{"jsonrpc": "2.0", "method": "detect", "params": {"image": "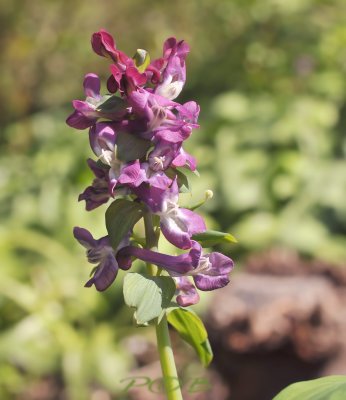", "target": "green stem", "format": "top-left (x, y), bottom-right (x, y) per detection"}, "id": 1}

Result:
top-left (144, 212), bottom-right (183, 400)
